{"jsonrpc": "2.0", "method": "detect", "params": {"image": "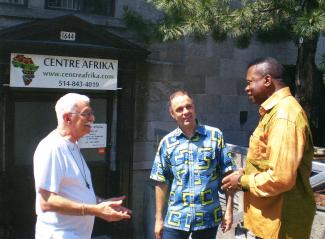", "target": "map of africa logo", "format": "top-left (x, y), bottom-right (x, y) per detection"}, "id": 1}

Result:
top-left (12, 54), bottom-right (39, 85)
